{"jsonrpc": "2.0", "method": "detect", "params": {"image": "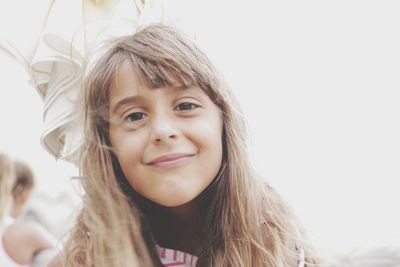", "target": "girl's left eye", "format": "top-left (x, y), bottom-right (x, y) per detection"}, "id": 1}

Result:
top-left (175, 102), bottom-right (199, 111)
